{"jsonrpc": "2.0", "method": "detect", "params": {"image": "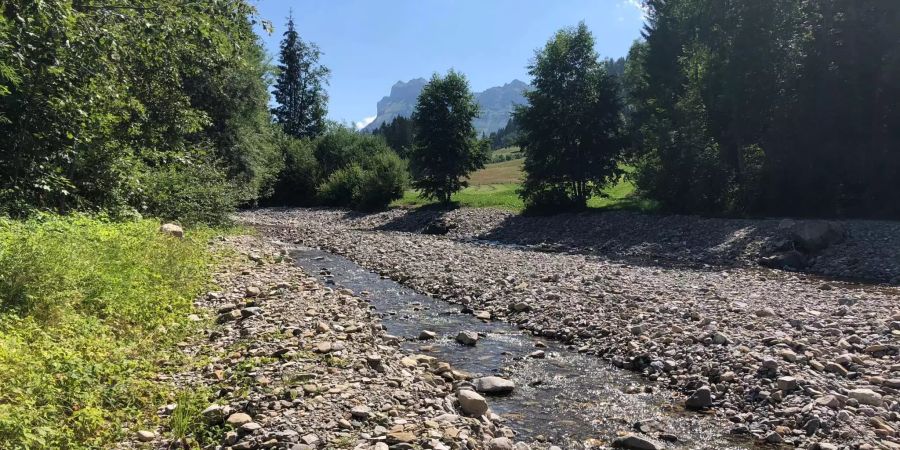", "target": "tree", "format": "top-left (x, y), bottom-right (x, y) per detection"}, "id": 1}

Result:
top-left (409, 71), bottom-right (487, 204)
top-left (272, 14), bottom-right (330, 139)
top-left (371, 115), bottom-right (415, 158)
top-left (516, 22), bottom-right (625, 210)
